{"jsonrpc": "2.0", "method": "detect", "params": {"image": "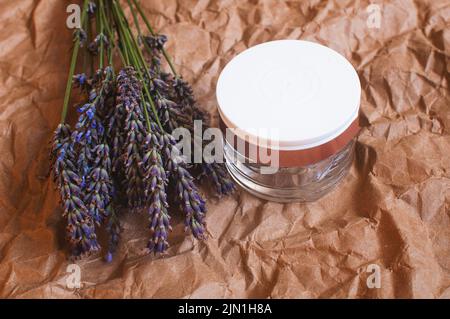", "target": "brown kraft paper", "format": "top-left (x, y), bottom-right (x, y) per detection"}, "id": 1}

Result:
top-left (0, 0), bottom-right (449, 298)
